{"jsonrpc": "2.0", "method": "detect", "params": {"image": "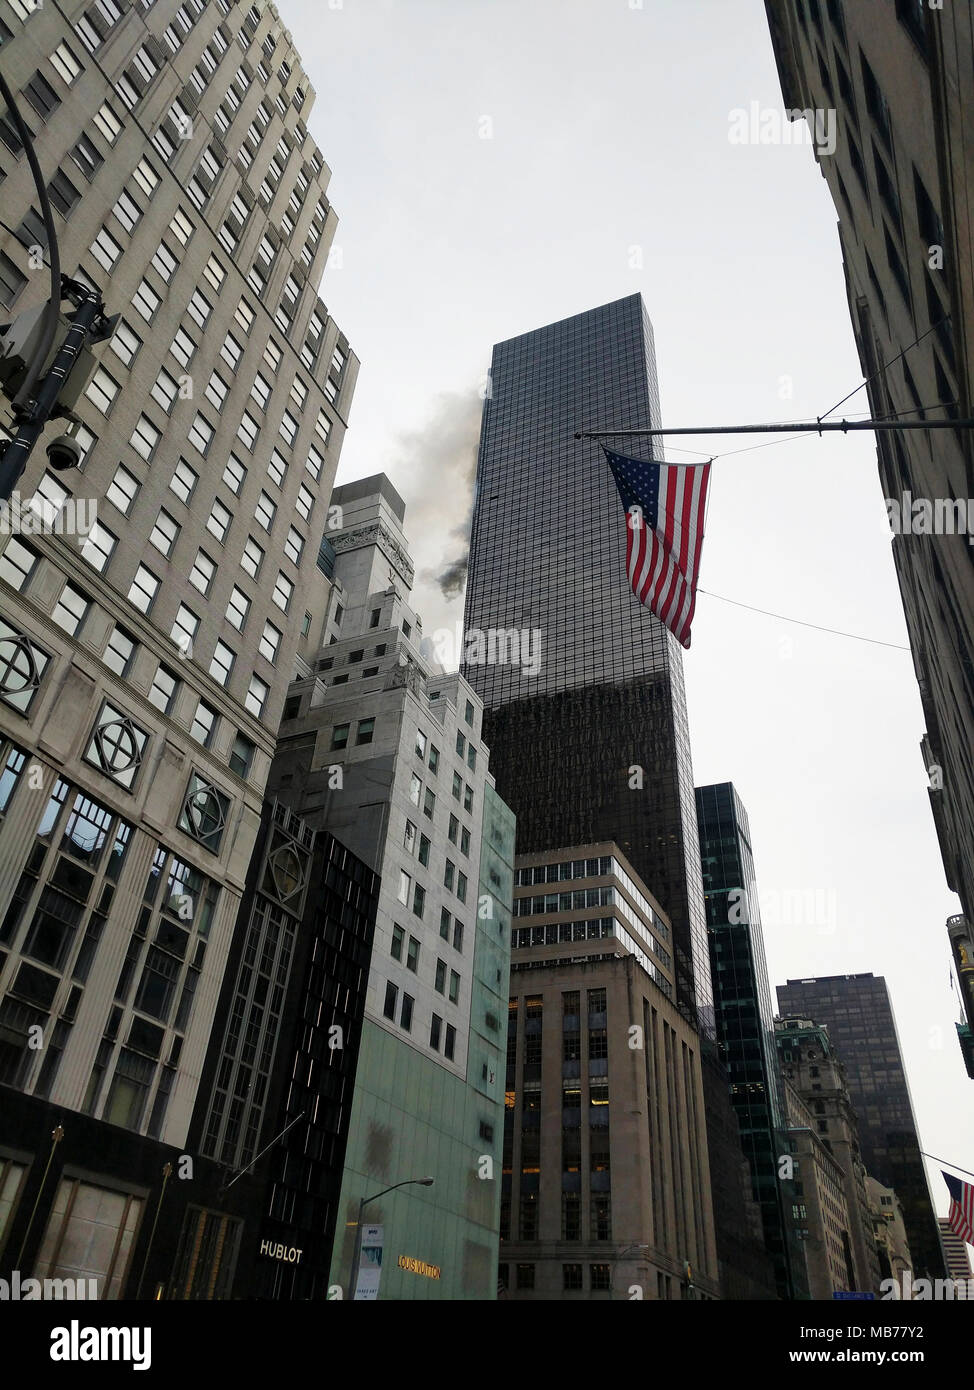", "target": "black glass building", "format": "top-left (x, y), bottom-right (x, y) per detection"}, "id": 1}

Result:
top-left (696, 783), bottom-right (806, 1299)
top-left (462, 294), bottom-right (712, 1038)
top-left (776, 974), bottom-right (944, 1280)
